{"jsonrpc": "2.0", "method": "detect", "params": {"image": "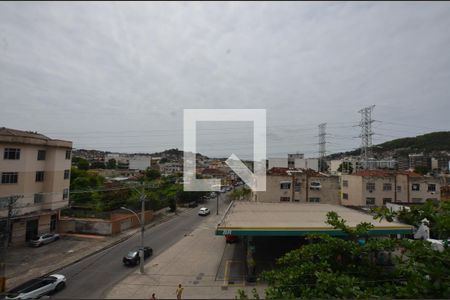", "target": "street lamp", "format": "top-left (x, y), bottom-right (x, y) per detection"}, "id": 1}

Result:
top-left (120, 206), bottom-right (145, 274)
